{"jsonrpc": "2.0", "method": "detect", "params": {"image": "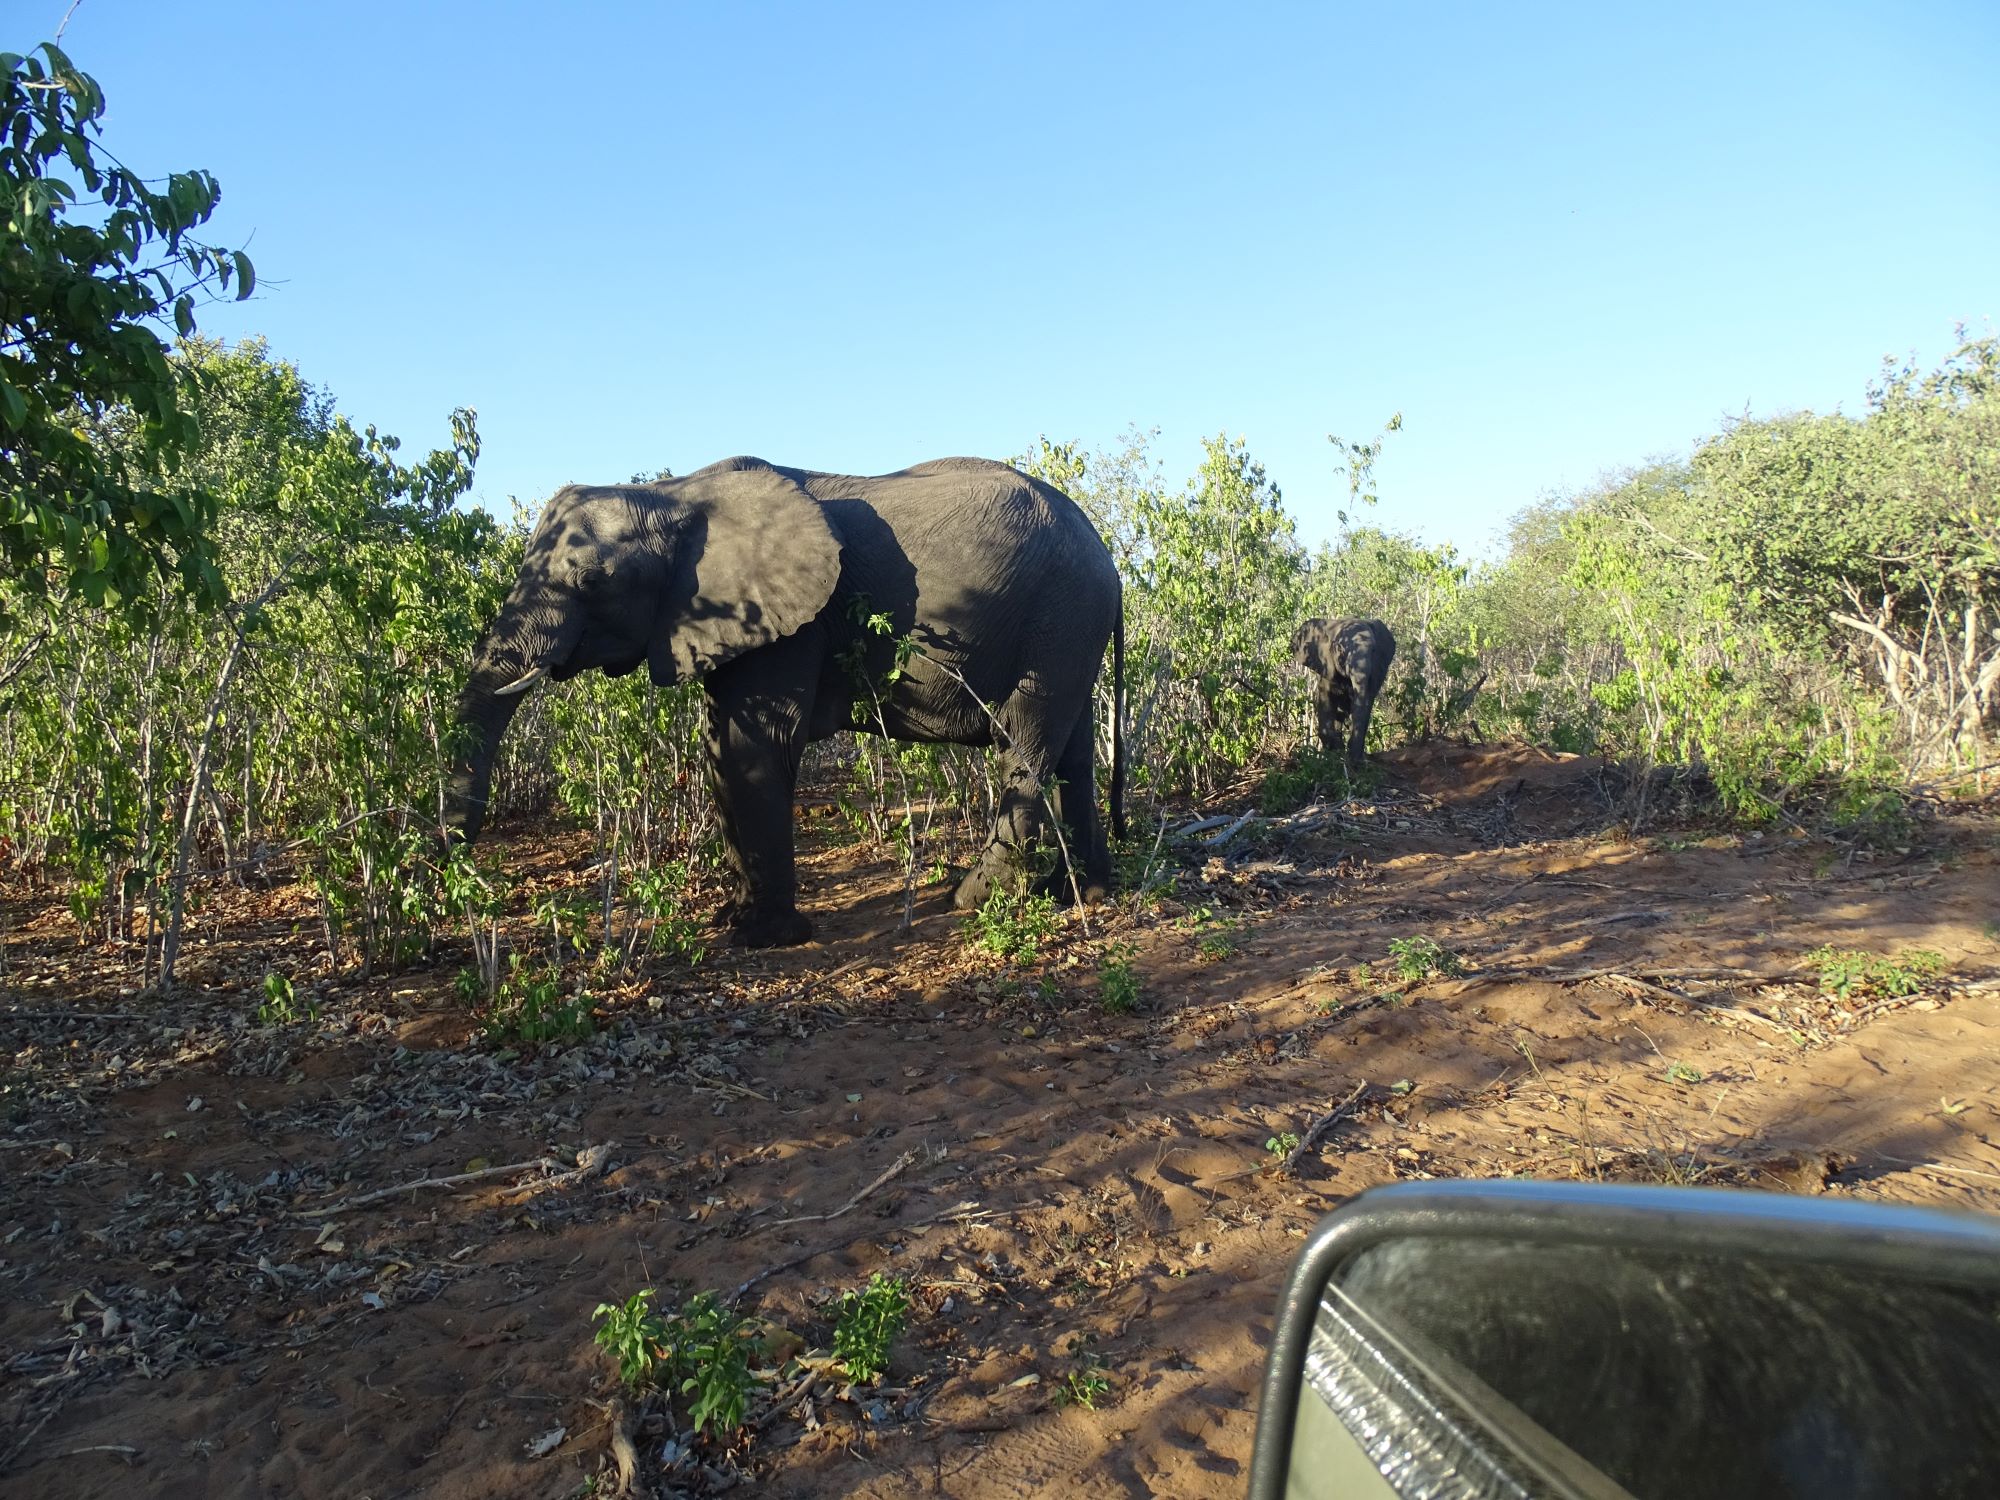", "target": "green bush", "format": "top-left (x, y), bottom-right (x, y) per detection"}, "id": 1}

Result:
top-left (1387, 936), bottom-right (1464, 982)
top-left (1805, 946), bottom-right (1945, 1000)
top-left (1098, 942), bottom-right (1142, 1012)
top-left (965, 890), bottom-right (1061, 963)
top-left (833, 1273), bottom-right (910, 1383)
top-left (480, 957), bottom-right (594, 1047)
top-left (591, 1288), bottom-right (760, 1436)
